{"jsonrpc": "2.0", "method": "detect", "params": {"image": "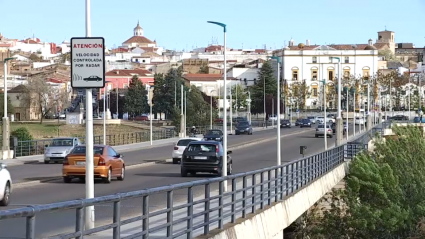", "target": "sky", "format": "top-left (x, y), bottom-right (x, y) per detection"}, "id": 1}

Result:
top-left (1, 0), bottom-right (425, 51)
